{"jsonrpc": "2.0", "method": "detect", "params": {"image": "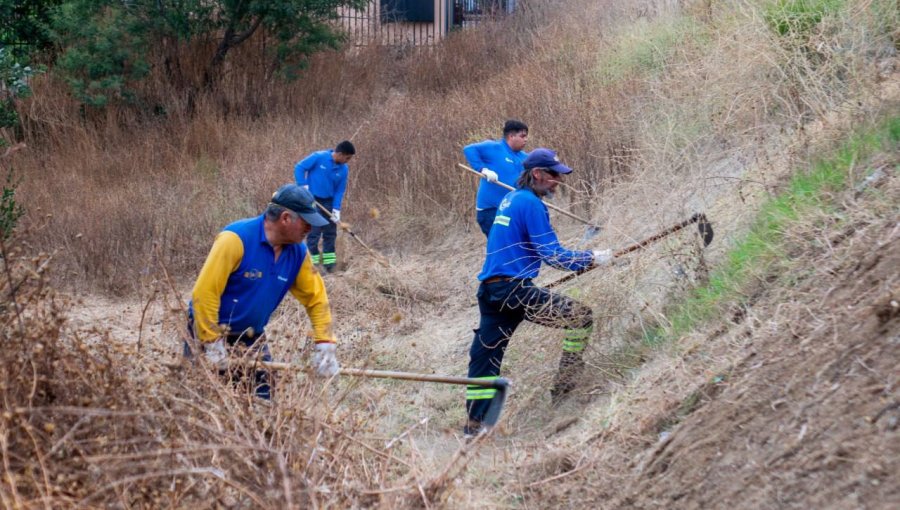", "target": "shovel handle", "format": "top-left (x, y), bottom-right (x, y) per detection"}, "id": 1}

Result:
top-left (268, 361), bottom-right (505, 386)
top-left (170, 359), bottom-right (507, 388)
top-left (340, 368), bottom-right (509, 388)
top-left (458, 164), bottom-right (600, 229)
